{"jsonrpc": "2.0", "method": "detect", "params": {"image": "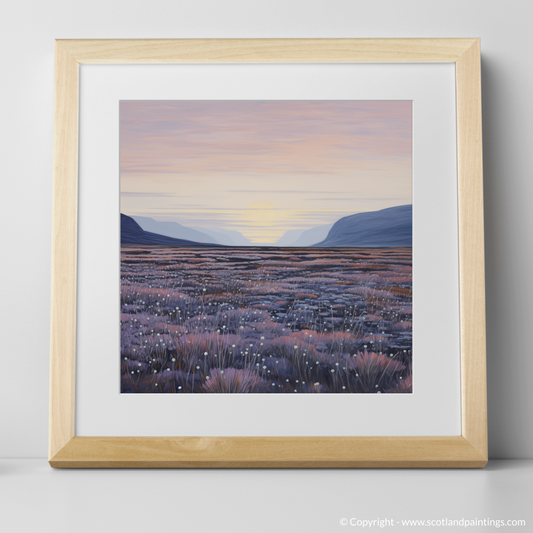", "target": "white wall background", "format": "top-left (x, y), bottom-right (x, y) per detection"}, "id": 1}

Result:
top-left (1, 0), bottom-right (532, 459)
